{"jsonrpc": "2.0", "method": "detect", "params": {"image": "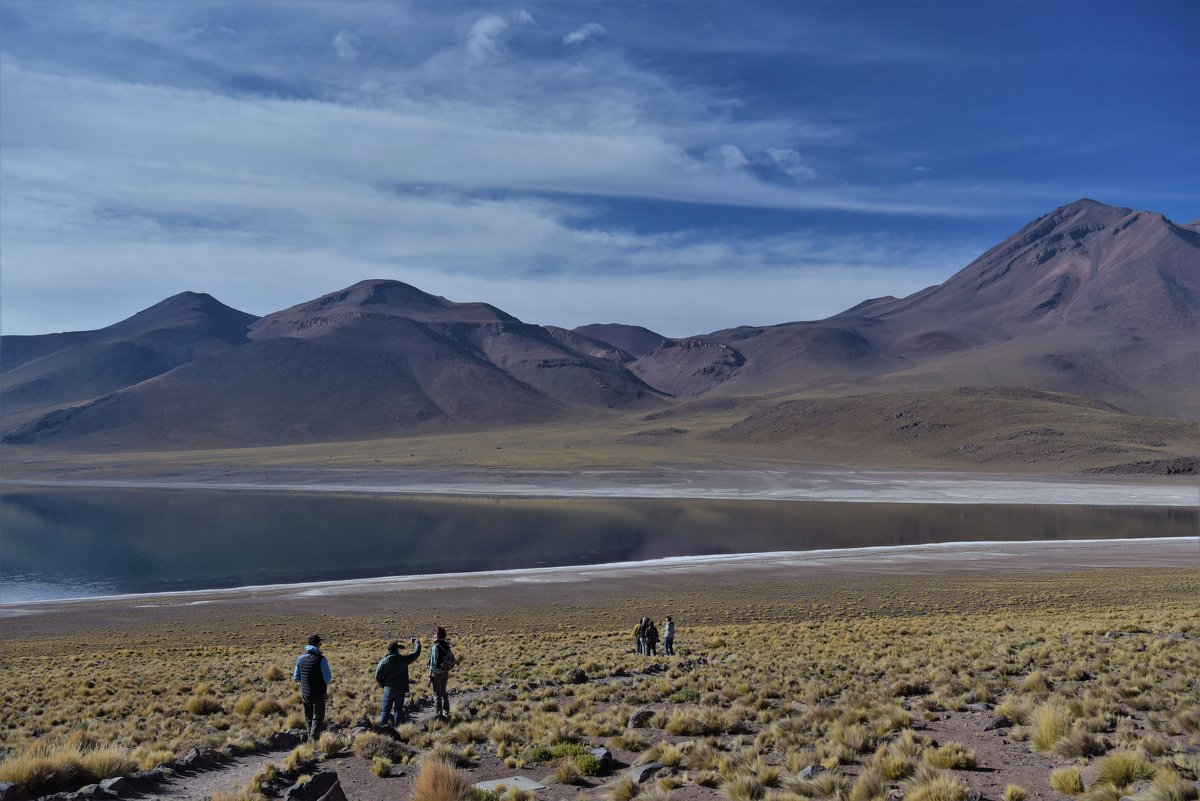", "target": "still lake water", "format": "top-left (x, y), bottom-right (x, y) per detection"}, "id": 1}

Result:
top-left (1, 485), bottom-right (1195, 602)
